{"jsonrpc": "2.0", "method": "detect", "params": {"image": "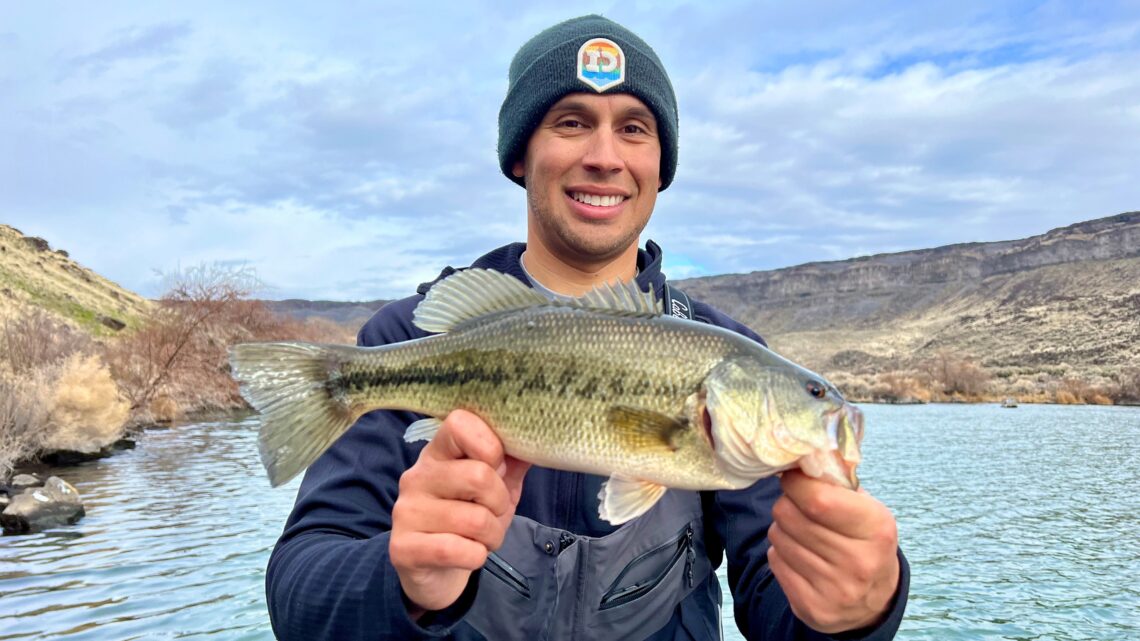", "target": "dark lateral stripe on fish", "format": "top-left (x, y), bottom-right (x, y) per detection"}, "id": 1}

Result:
top-left (328, 353), bottom-right (645, 401)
